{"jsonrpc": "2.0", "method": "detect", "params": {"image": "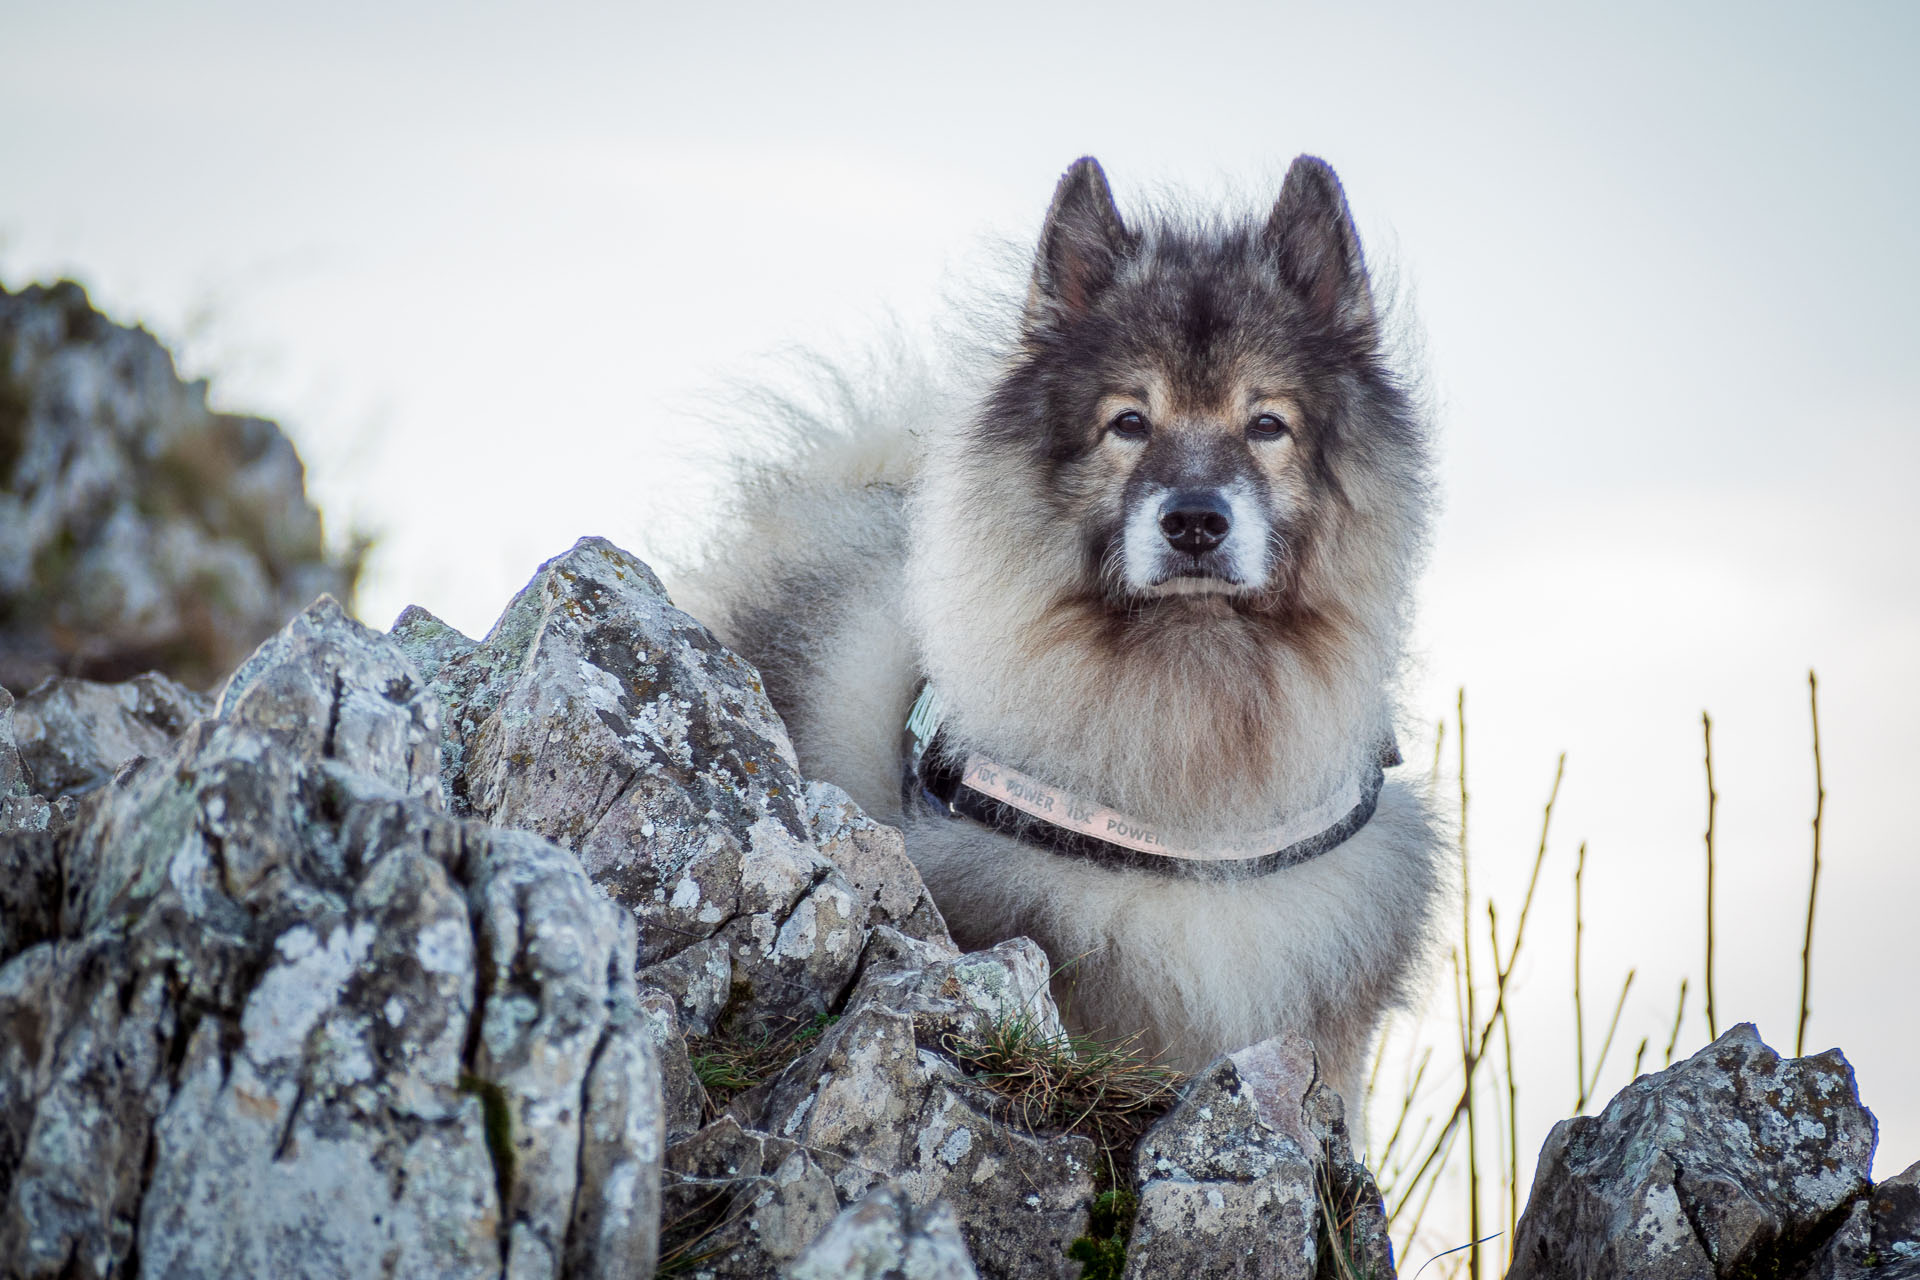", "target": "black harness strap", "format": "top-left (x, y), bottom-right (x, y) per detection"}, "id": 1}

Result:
top-left (901, 682), bottom-right (1401, 883)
